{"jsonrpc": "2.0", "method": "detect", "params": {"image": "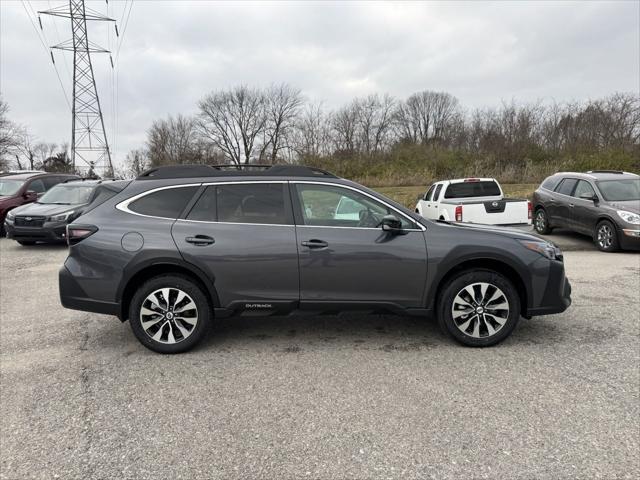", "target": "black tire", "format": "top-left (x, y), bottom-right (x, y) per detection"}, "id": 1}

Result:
top-left (17, 241), bottom-right (36, 246)
top-left (438, 269), bottom-right (520, 347)
top-left (129, 275), bottom-right (212, 354)
top-left (533, 208), bottom-right (552, 234)
top-left (594, 220), bottom-right (619, 252)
